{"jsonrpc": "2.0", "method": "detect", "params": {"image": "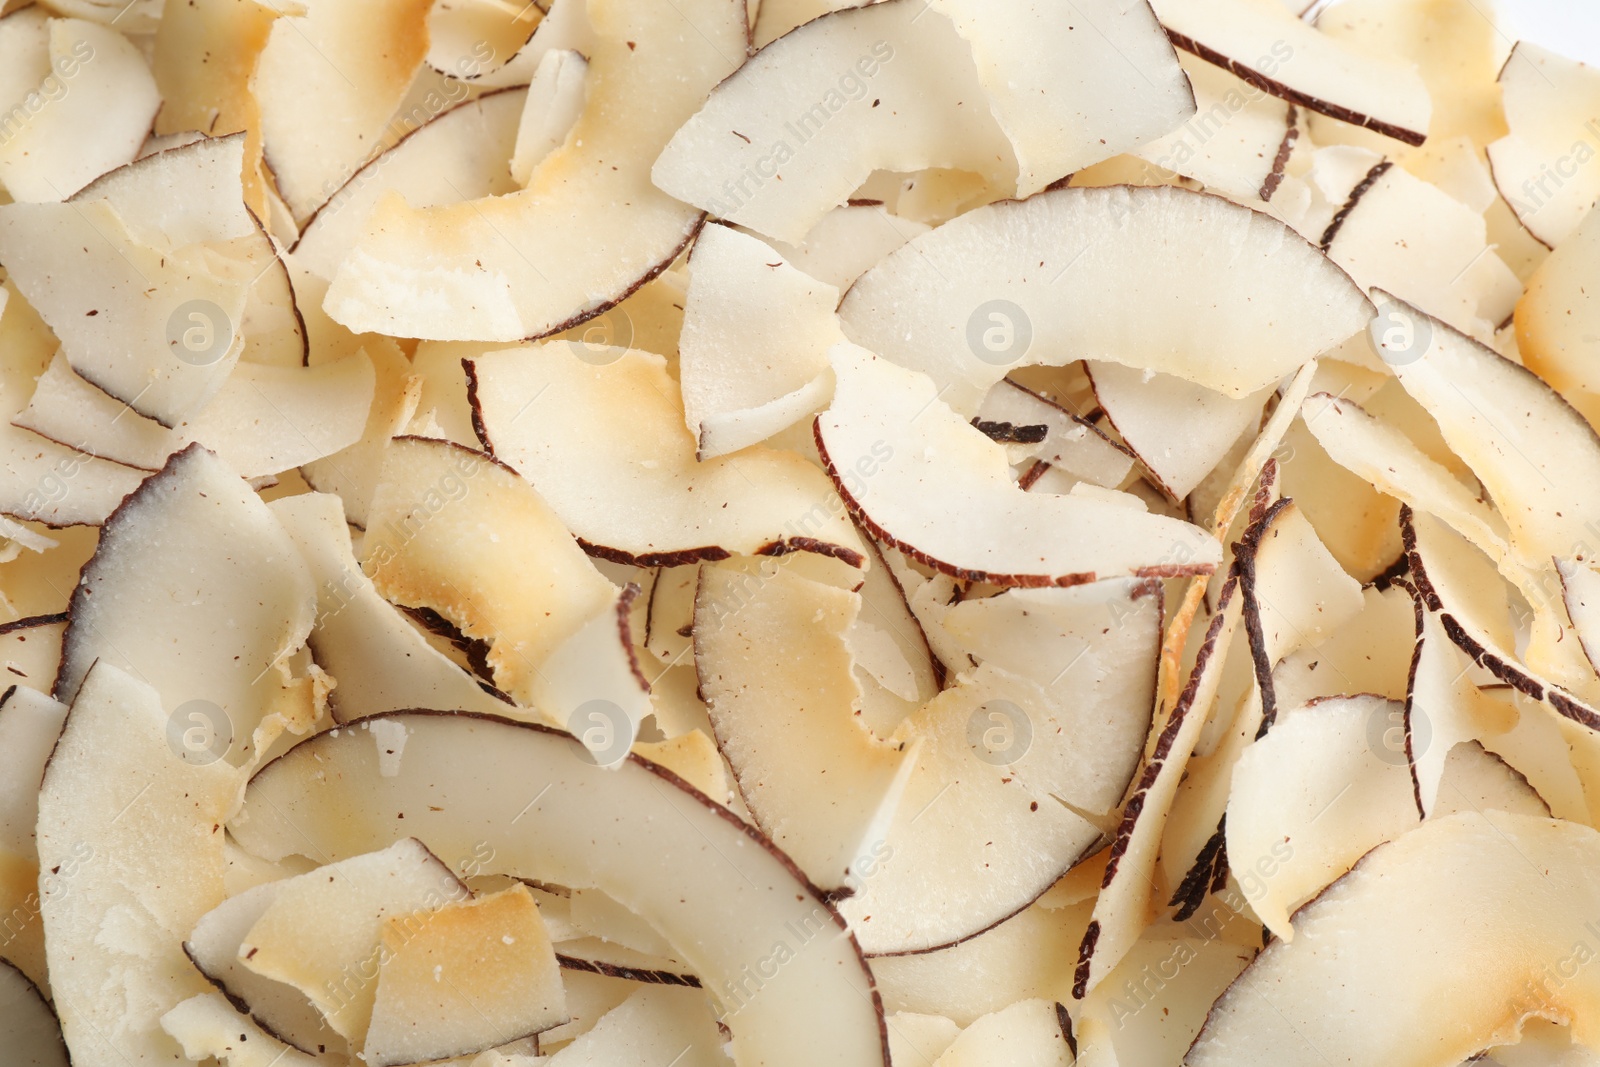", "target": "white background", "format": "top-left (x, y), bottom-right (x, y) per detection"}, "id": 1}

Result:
top-left (1500, 0), bottom-right (1600, 63)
